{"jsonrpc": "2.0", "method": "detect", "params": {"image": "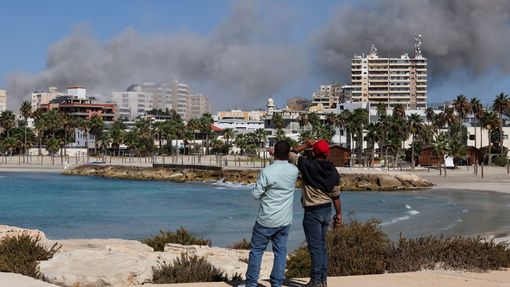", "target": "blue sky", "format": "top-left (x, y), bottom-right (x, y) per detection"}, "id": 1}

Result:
top-left (1, 0), bottom-right (510, 110)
